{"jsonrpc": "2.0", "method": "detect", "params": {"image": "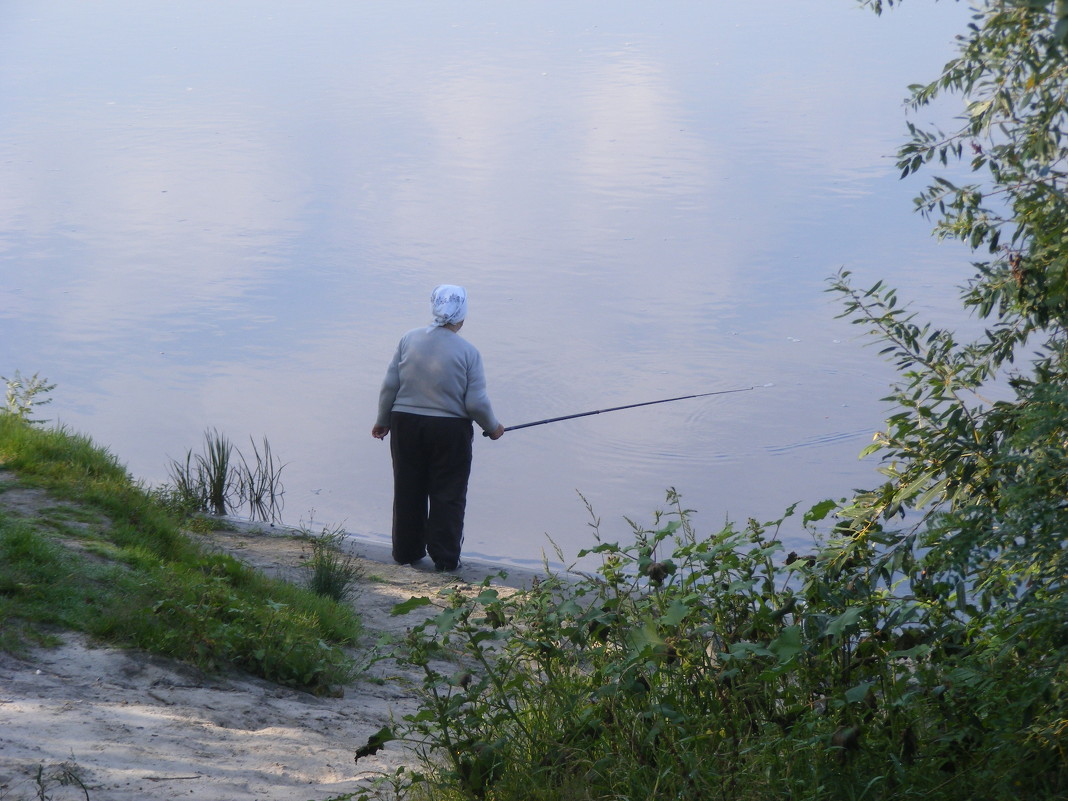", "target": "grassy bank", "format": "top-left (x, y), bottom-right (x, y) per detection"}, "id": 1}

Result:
top-left (0, 414), bottom-right (361, 695)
